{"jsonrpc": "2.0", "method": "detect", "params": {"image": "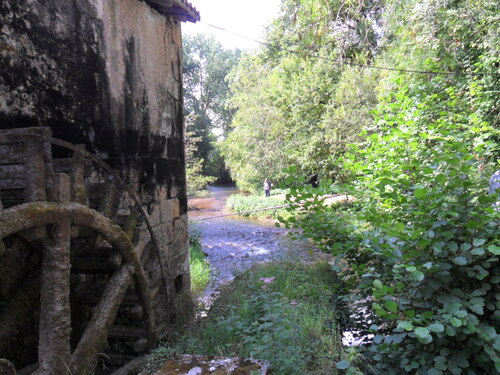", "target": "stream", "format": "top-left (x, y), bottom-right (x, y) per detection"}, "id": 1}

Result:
top-left (187, 185), bottom-right (365, 346)
top-left (188, 185), bottom-right (325, 306)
